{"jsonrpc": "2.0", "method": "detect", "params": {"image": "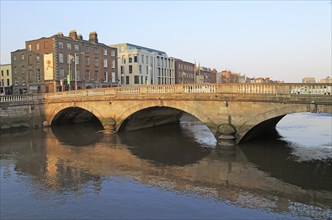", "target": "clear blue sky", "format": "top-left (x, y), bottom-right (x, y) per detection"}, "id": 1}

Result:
top-left (0, 0), bottom-right (331, 82)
